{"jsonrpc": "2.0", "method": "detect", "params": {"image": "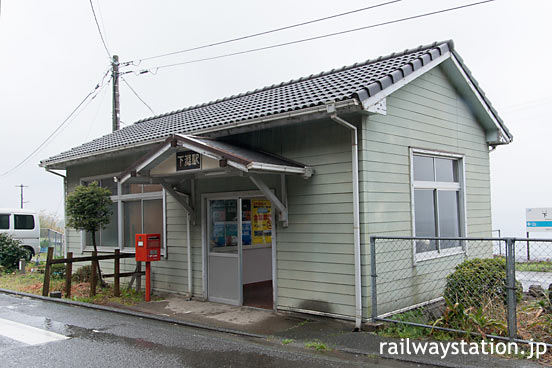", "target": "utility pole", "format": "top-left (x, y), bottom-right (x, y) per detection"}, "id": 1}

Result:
top-left (15, 184), bottom-right (29, 209)
top-left (112, 55), bottom-right (120, 132)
